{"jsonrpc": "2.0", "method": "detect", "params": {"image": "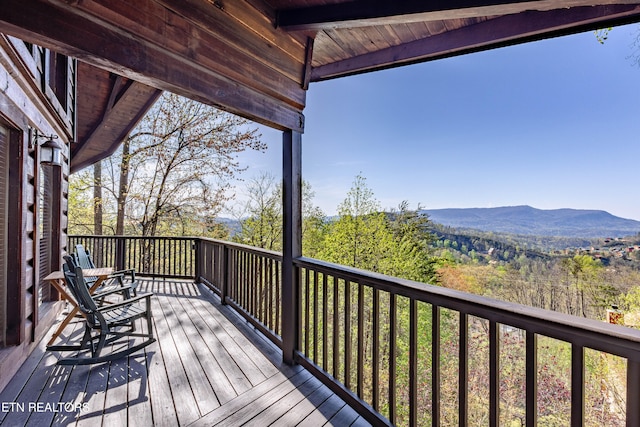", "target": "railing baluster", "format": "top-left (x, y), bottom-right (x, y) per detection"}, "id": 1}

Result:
top-left (409, 298), bottom-right (418, 427)
top-left (252, 254), bottom-right (262, 319)
top-left (432, 305), bottom-right (440, 427)
top-left (322, 272), bottom-right (328, 371)
top-left (248, 252), bottom-right (253, 315)
top-left (571, 344), bottom-right (584, 427)
top-left (304, 268), bottom-right (310, 356)
top-left (628, 359), bottom-right (640, 427)
top-left (221, 245), bottom-right (229, 303)
top-left (252, 252), bottom-right (257, 319)
top-left (248, 251), bottom-right (253, 313)
top-left (313, 270), bottom-right (319, 363)
top-left (489, 321), bottom-right (499, 427)
top-left (242, 251), bottom-right (248, 311)
top-left (275, 259), bottom-right (280, 336)
top-left (255, 253), bottom-right (260, 319)
top-left (459, 312), bottom-right (468, 427)
top-left (230, 248), bottom-right (236, 300)
top-left (389, 292), bottom-right (397, 425)
top-left (333, 275), bottom-right (339, 378)
top-left (357, 281), bottom-right (364, 399)
top-left (345, 279), bottom-right (351, 389)
top-left (373, 287), bottom-right (380, 412)
top-left (526, 330), bottom-right (537, 427)
top-left (267, 258), bottom-right (273, 330)
top-left (260, 255), bottom-right (266, 324)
